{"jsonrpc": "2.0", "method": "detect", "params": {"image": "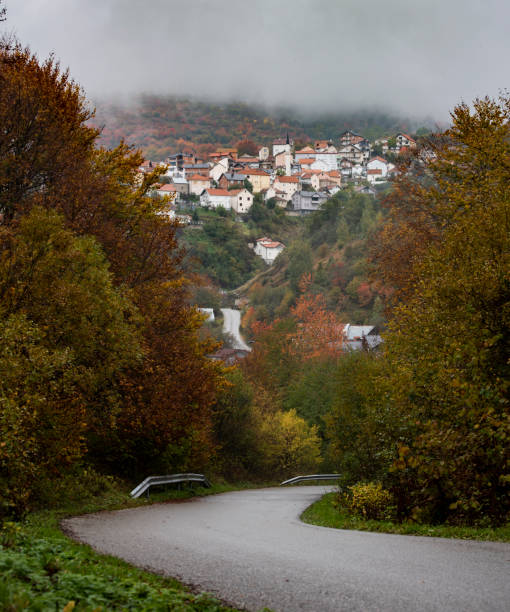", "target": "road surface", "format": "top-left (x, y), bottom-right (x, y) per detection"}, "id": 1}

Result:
top-left (221, 308), bottom-right (251, 351)
top-left (62, 487), bottom-right (510, 612)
